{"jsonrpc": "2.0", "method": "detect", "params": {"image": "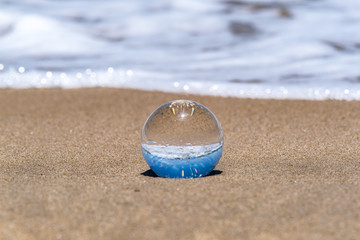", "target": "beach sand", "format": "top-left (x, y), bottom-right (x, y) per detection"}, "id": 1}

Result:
top-left (1, 88), bottom-right (359, 240)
